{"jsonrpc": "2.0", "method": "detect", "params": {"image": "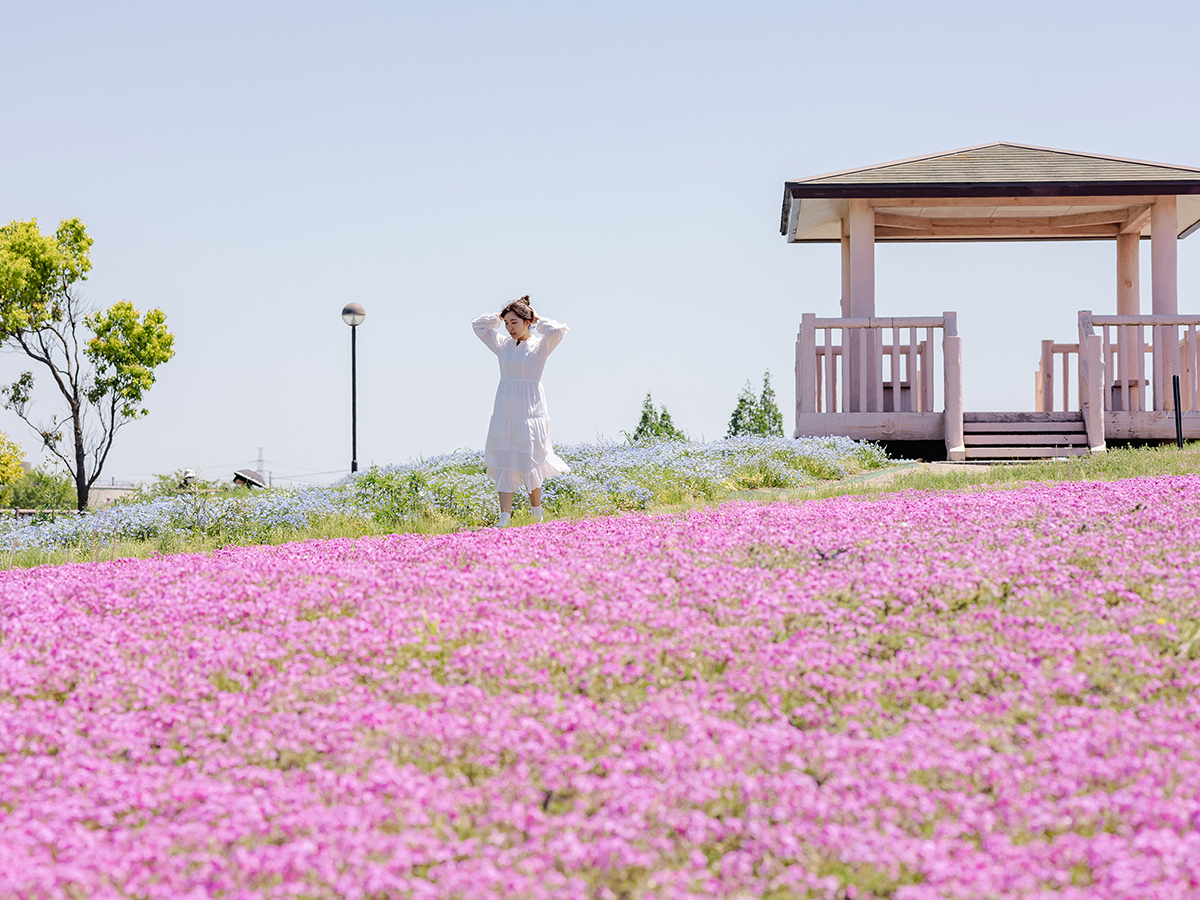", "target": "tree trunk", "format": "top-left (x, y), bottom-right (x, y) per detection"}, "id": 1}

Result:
top-left (72, 403), bottom-right (88, 511)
